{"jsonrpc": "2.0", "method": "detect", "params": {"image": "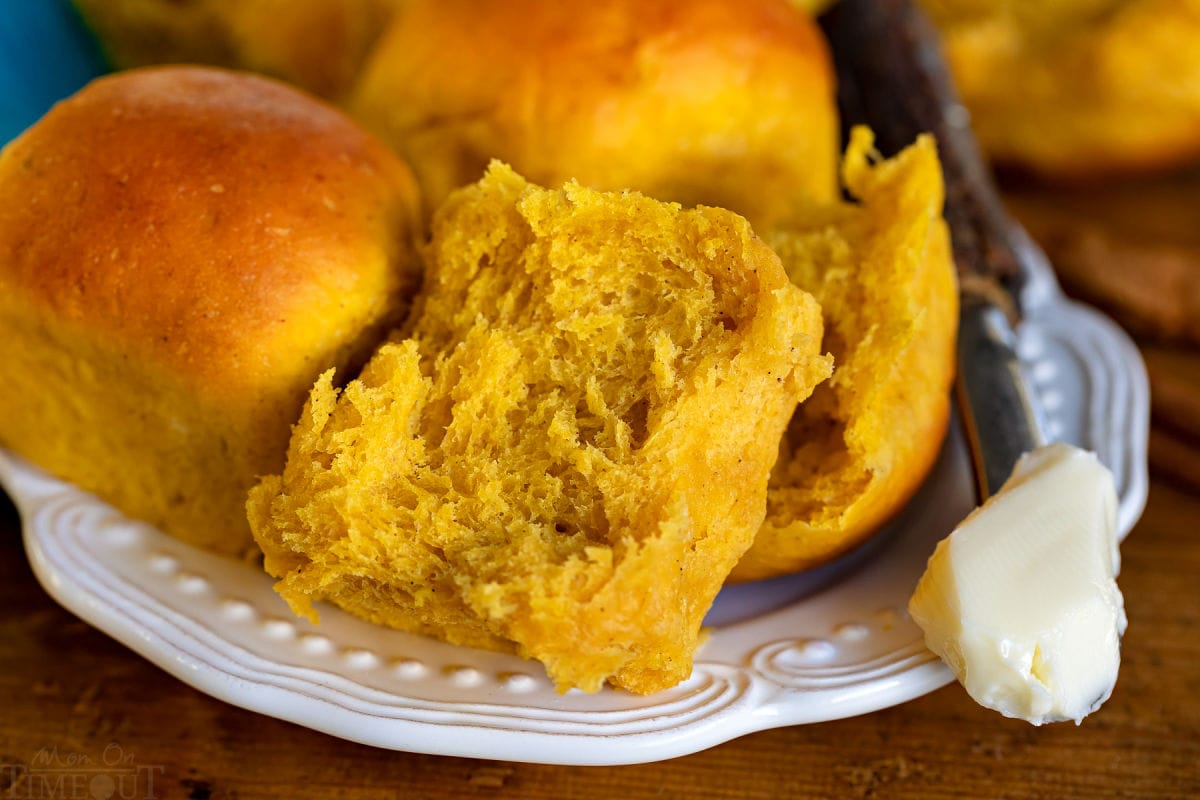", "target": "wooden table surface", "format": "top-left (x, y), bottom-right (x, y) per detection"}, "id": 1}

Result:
top-left (3, 191), bottom-right (1200, 799)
